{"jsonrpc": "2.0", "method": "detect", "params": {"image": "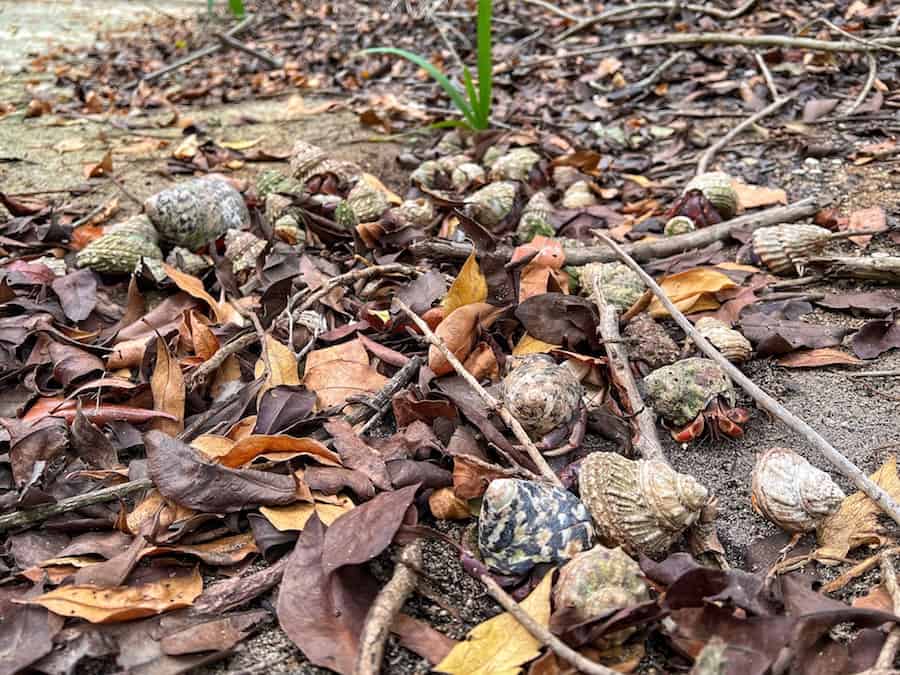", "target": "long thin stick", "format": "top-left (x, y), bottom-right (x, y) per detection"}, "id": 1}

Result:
top-left (875, 551), bottom-right (900, 669)
top-left (215, 32), bottom-right (283, 68)
top-left (521, 0), bottom-right (583, 22)
top-left (697, 94), bottom-right (797, 173)
top-left (752, 52), bottom-right (779, 100)
top-left (188, 331), bottom-right (258, 389)
top-left (344, 356), bottom-right (422, 427)
top-left (479, 574), bottom-right (618, 675)
top-left (394, 300), bottom-right (561, 486)
top-left (595, 233), bottom-right (900, 527)
top-left (297, 263), bottom-right (418, 313)
top-left (845, 53), bottom-right (878, 116)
